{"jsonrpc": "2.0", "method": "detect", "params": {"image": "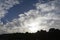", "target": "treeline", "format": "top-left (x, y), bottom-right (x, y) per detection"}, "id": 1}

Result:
top-left (0, 28), bottom-right (60, 40)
